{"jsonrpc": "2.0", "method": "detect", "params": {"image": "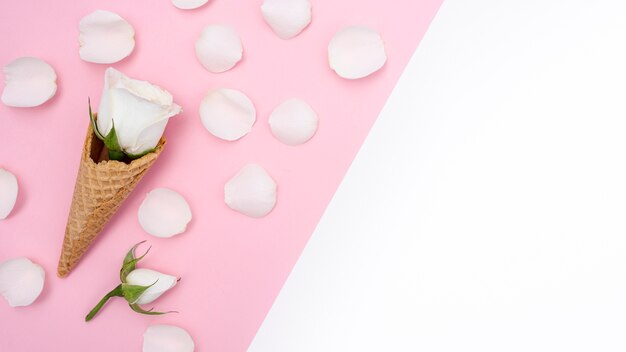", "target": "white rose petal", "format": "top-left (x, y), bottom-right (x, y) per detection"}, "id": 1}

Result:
top-left (126, 268), bottom-right (178, 305)
top-left (97, 68), bottom-right (182, 155)
top-left (1, 57), bottom-right (57, 108)
top-left (0, 168), bottom-right (18, 220)
top-left (195, 25), bottom-right (243, 73)
top-left (269, 98), bottom-right (318, 145)
top-left (0, 257), bottom-right (45, 307)
top-left (172, 0), bottom-right (209, 10)
top-left (138, 188), bottom-right (192, 238)
top-left (328, 26), bottom-right (387, 79)
top-left (225, 164), bottom-right (277, 218)
top-left (143, 325), bottom-right (195, 352)
top-left (261, 0), bottom-right (311, 40)
top-left (79, 10), bottom-right (135, 64)
top-left (199, 88), bottom-right (256, 141)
